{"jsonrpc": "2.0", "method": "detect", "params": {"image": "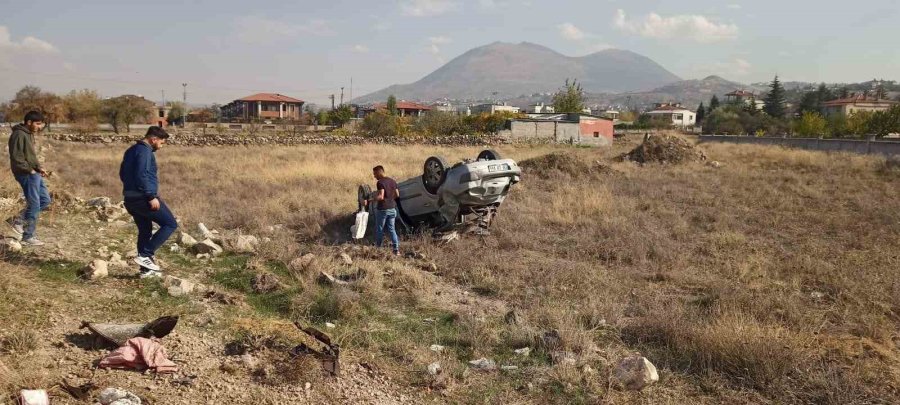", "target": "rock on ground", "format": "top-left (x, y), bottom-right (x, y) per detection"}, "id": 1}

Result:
top-left (290, 253), bottom-right (316, 273)
top-left (80, 259), bottom-right (109, 280)
top-left (164, 275), bottom-right (198, 296)
top-left (611, 355), bottom-right (659, 391)
top-left (229, 235), bottom-right (259, 253)
top-left (98, 387), bottom-right (142, 405)
top-left (87, 197), bottom-right (112, 208)
top-left (178, 232), bottom-right (198, 247)
top-left (468, 358), bottom-right (497, 371)
top-left (191, 239), bottom-right (223, 256)
top-left (251, 272), bottom-right (280, 293)
top-left (339, 252), bottom-right (353, 265)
